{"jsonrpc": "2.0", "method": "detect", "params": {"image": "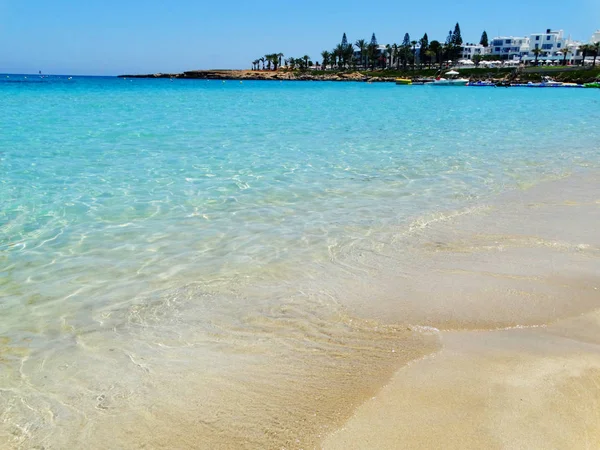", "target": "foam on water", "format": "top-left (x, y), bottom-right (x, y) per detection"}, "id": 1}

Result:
top-left (1, 76), bottom-right (600, 447)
